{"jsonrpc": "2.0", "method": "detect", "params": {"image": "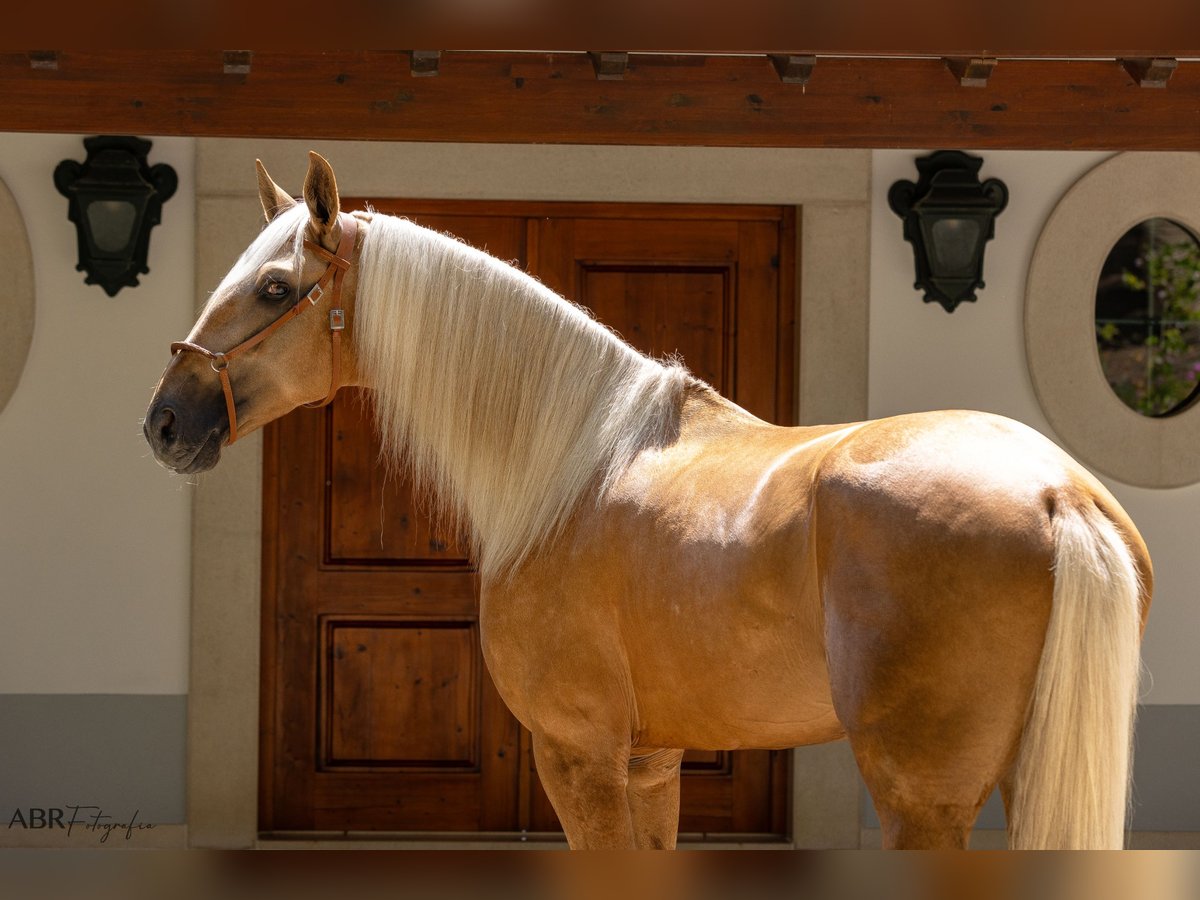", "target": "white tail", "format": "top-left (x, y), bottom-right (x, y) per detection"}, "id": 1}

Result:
top-left (1008, 503), bottom-right (1143, 849)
